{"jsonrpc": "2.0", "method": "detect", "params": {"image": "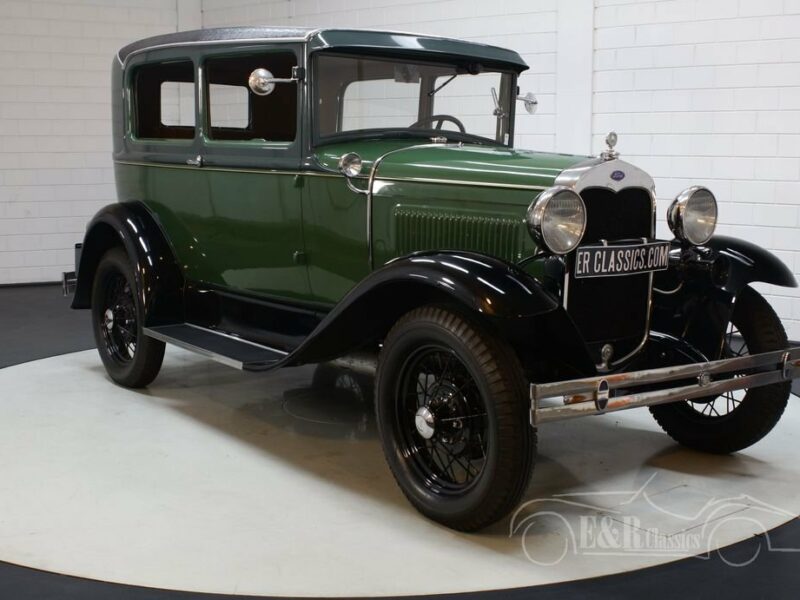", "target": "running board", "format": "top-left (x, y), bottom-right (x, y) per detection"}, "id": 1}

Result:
top-left (144, 324), bottom-right (287, 371)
